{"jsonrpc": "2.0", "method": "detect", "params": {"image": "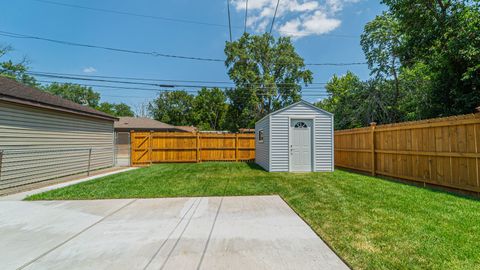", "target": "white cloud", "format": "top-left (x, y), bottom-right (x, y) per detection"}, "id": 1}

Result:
top-left (232, 0), bottom-right (358, 39)
top-left (83, 67), bottom-right (97, 73)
